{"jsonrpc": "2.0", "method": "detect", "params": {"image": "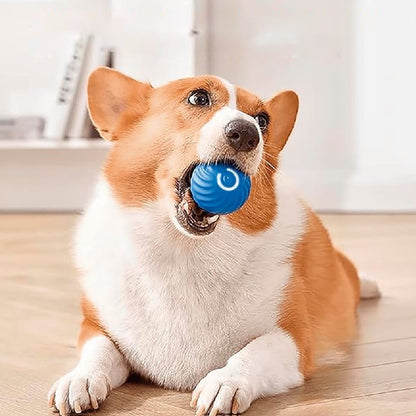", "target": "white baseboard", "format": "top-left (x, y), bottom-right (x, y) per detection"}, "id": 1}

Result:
top-left (292, 173), bottom-right (416, 213)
